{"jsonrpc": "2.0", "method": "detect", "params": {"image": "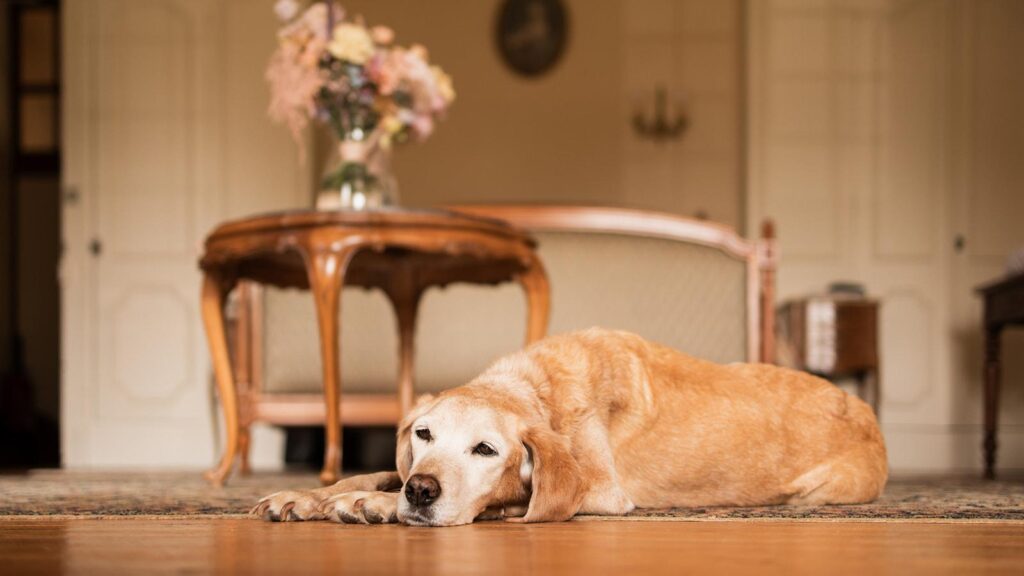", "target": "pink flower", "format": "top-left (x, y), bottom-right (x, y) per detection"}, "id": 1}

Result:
top-left (299, 37), bottom-right (327, 68)
top-left (266, 43), bottom-right (325, 155)
top-left (367, 51), bottom-right (400, 95)
top-left (411, 115), bottom-right (434, 139)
